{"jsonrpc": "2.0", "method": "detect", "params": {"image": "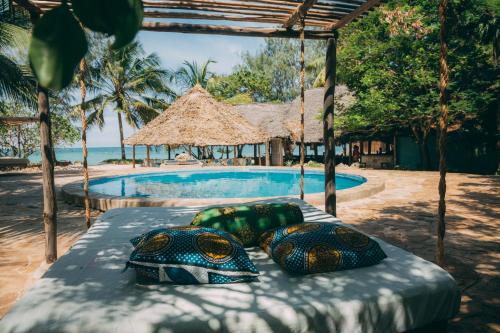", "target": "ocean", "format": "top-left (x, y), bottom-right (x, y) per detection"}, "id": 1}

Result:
top-left (28, 145), bottom-right (342, 166)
